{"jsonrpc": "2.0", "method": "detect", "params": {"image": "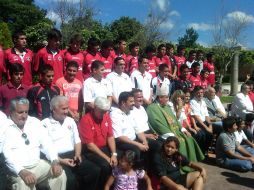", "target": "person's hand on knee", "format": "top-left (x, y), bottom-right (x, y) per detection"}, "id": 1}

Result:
top-left (19, 169), bottom-right (37, 186)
